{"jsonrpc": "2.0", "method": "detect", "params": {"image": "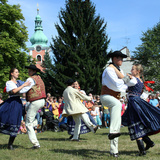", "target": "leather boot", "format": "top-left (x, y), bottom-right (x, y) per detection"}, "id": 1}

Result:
top-left (136, 139), bottom-right (146, 156)
top-left (143, 136), bottom-right (155, 151)
top-left (8, 136), bottom-right (15, 150)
